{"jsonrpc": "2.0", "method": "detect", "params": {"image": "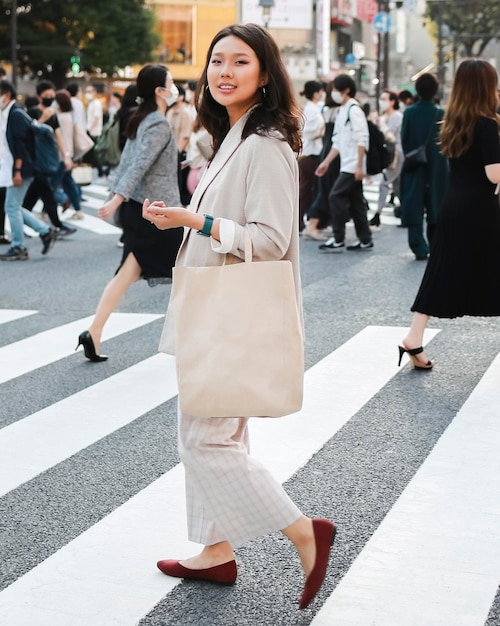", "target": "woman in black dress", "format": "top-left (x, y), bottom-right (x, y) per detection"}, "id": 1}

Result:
top-left (399, 59), bottom-right (500, 369)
